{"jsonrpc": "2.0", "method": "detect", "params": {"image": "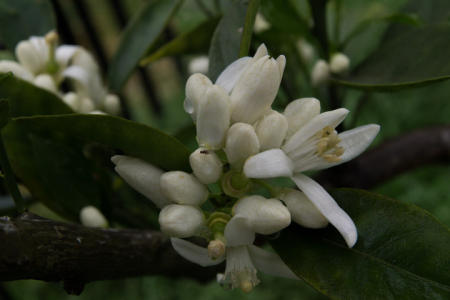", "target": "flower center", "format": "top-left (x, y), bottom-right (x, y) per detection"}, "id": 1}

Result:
top-left (221, 170), bottom-right (251, 198)
top-left (315, 126), bottom-right (344, 163)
